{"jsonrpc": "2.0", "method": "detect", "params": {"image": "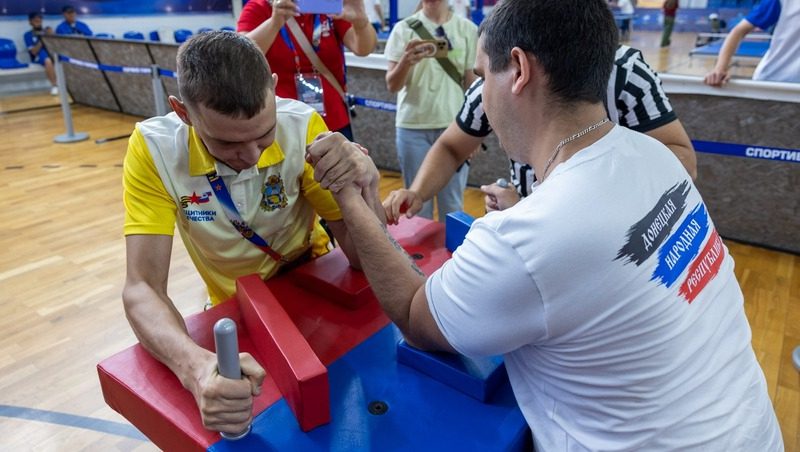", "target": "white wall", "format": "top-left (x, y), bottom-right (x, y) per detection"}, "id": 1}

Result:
top-left (397, 0), bottom-right (419, 20)
top-left (1, 12), bottom-right (236, 64)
